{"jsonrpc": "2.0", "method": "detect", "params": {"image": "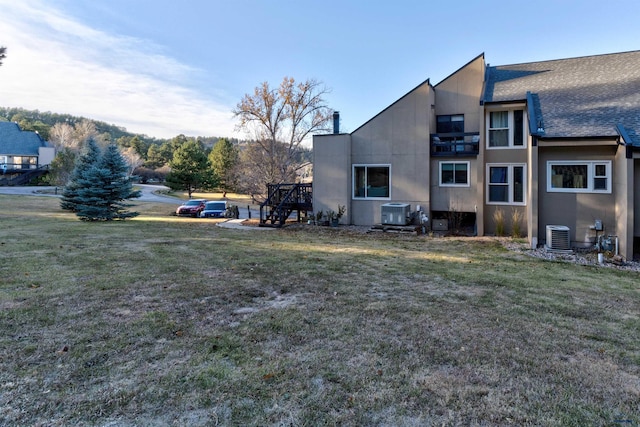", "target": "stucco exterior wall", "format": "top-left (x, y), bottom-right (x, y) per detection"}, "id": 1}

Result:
top-left (429, 158), bottom-right (479, 212)
top-left (430, 55), bottom-right (485, 217)
top-left (537, 145), bottom-right (617, 248)
top-left (312, 133), bottom-right (351, 224)
top-left (614, 146), bottom-right (634, 259)
top-left (482, 146), bottom-right (529, 236)
top-left (434, 56), bottom-right (484, 132)
top-left (348, 81), bottom-right (433, 225)
top-left (528, 138), bottom-right (539, 248)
